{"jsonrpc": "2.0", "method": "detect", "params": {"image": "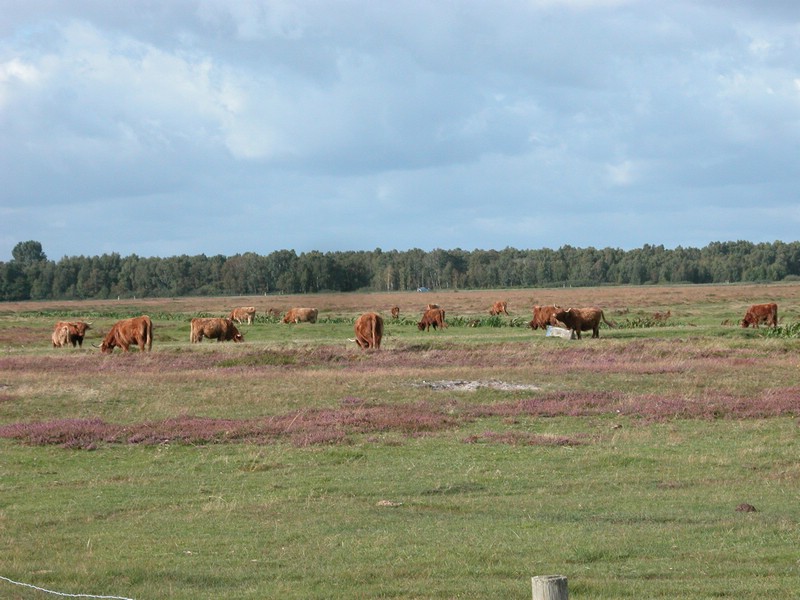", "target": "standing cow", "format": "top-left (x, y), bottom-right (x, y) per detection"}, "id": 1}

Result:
top-left (352, 312), bottom-right (384, 350)
top-left (52, 321), bottom-right (92, 347)
top-left (283, 308), bottom-right (319, 323)
top-left (51, 324), bottom-right (71, 348)
top-left (551, 307), bottom-right (615, 339)
top-left (741, 303), bottom-right (778, 328)
top-left (98, 315), bottom-right (153, 353)
top-left (229, 306), bottom-right (256, 325)
top-left (191, 318), bottom-right (244, 343)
